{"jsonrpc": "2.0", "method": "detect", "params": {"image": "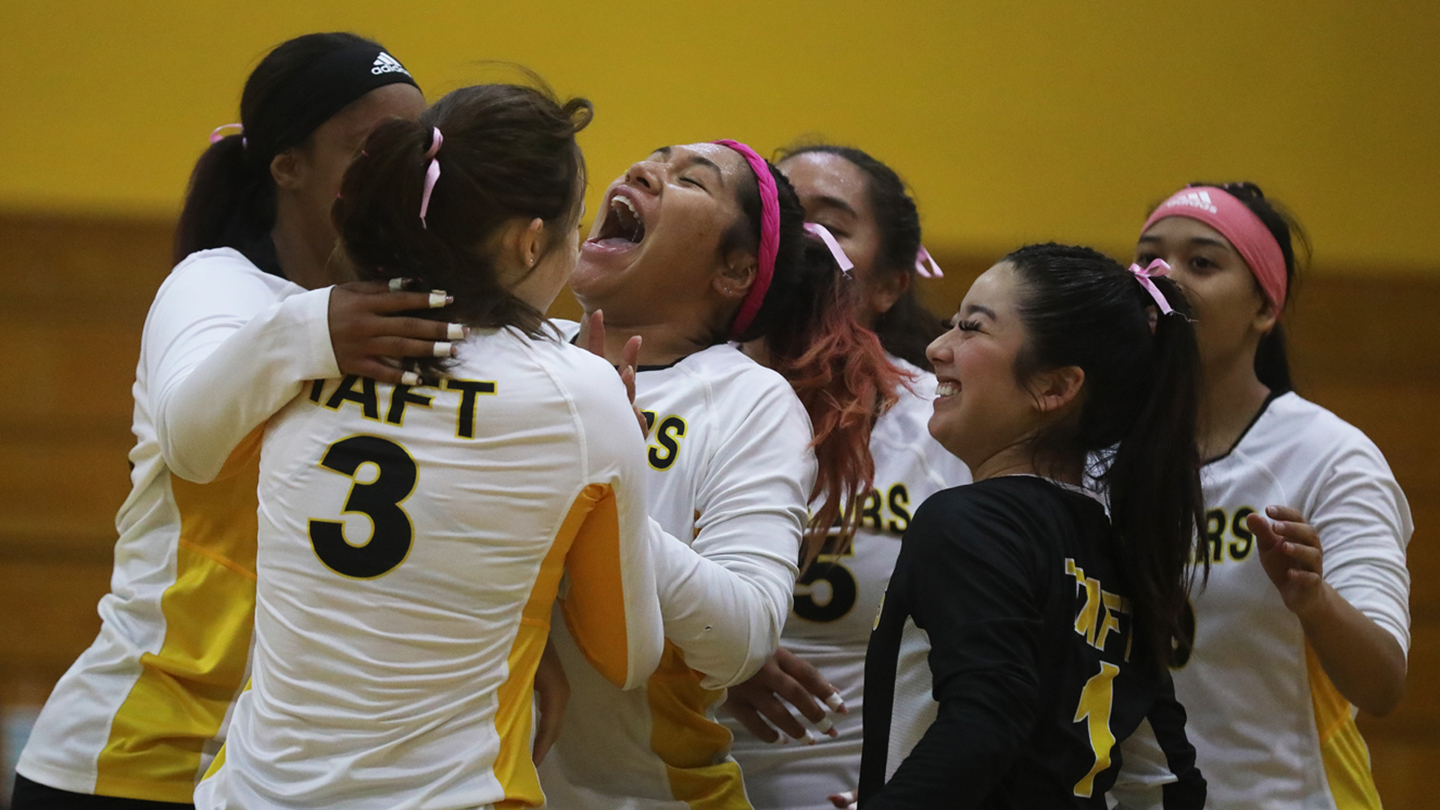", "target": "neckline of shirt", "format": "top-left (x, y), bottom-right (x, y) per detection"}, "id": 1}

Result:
top-left (1202, 388), bottom-right (1288, 467)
